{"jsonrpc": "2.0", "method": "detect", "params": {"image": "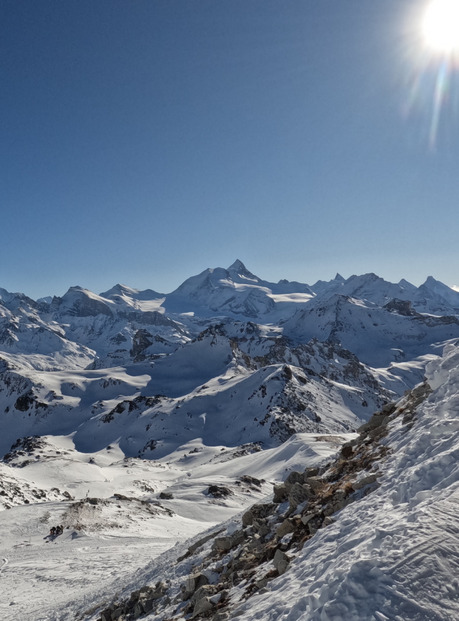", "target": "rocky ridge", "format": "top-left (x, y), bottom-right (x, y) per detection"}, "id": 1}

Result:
top-left (94, 380), bottom-right (433, 621)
